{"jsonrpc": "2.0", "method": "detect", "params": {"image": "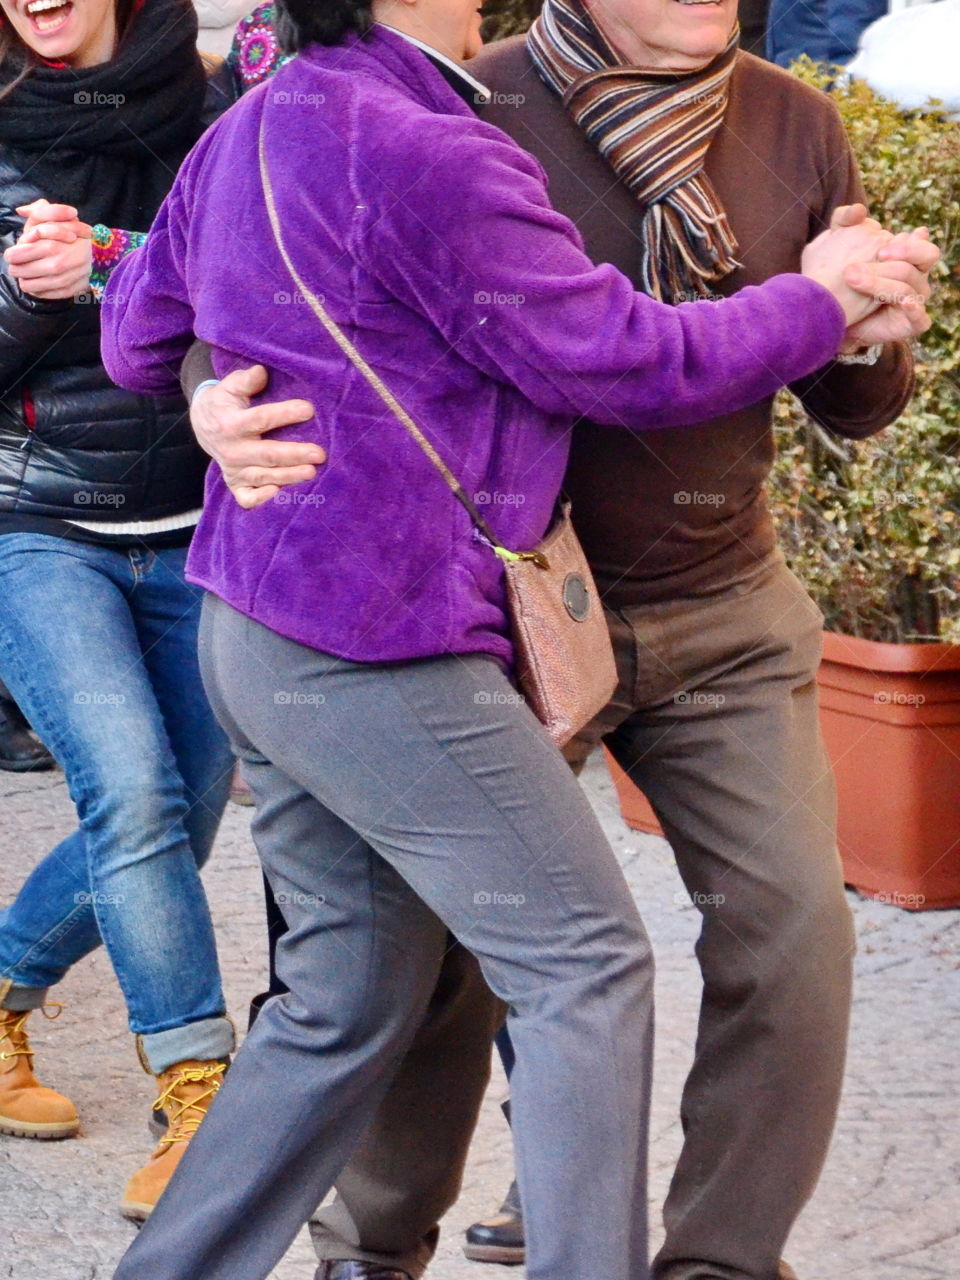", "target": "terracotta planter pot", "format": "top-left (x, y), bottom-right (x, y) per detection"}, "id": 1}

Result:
top-left (817, 630), bottom-right (960, 910)
top-left (606, 631), bottom-right (960, 910)
top-left (605, 751), bottom-right (664, 837)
